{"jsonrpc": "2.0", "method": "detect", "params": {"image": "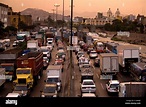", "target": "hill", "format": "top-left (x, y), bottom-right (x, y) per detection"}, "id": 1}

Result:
top-left (20, 8), bottom-right (63, 21)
